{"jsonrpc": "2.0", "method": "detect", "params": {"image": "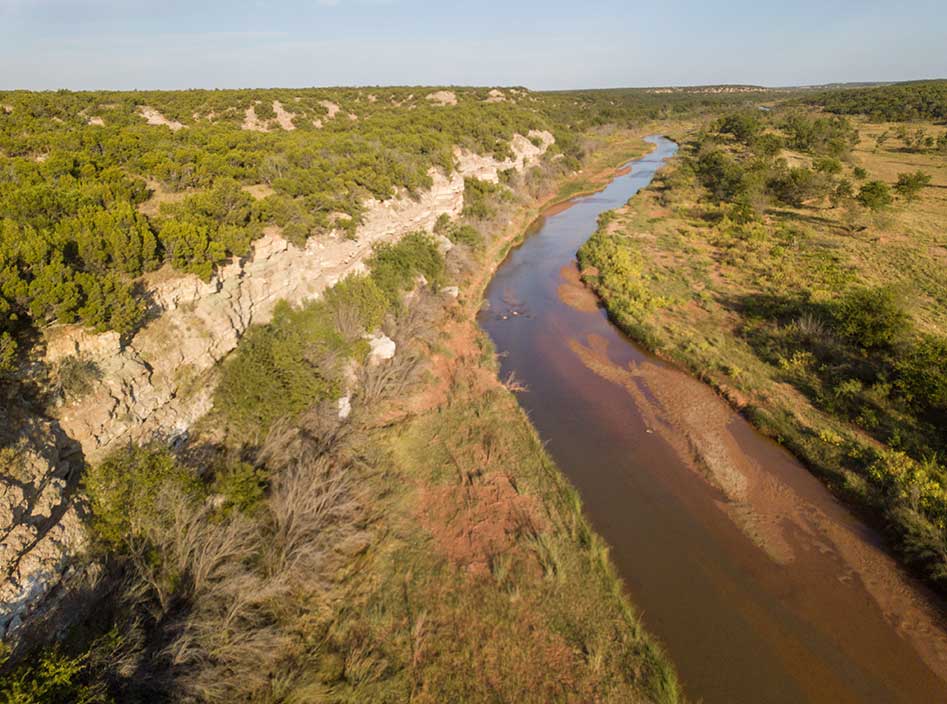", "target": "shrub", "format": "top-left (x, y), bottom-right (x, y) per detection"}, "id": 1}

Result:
top-left (56, 355), bottom-right (102, 399)
top-left (322, 274), bottom-right (389, 337)
top-left (714, 112), bottom-right (761, 144)
top-left (368, 231), bottom-right (445, 303)
top-left (462, 178), bottom-right (511, 220)
top-left (433, 213), bottom-right (451, 235)
top-left (767, 167), bottom-right (829, 207)
top-left (74, 273), bottom-right (145, 335)
top-left (867, 450), bottom-right (947, 526)
top-left (694, 149), bottom-right (746, 201)
top-left (833, 286), bottom-right (909, 349)
top-left (856, 180), bottom-right (893, 210)
top-left (212, 461), bottom-right (268, 515)
top-left (0, 332), bottom-right (16, 374)
top-left (214, 300), bottom-right (349, 439)
top-left (83, 445), bottom-right (203, 549)
top-left (830, 178), bottom-right (854, 206)
top-left (813, 157), bottom-right (843, 174)
top-left (0, 647), bottom-right (108, 704)
top-left (158, 220), bottom-right (222, 280)
top-left (895, 334), bottom-right (947, 411)
top-left (781, 113), bottom-right (857, 157)
top-left (446, 223), bottom-right (484, 250)
top-left (894, 171), bottom-right (932, 201)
